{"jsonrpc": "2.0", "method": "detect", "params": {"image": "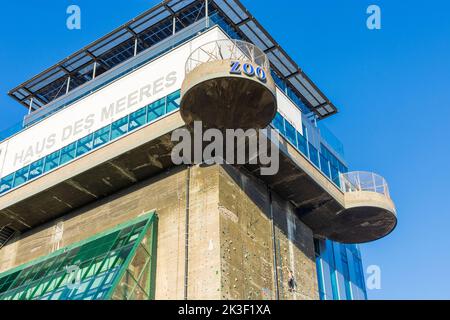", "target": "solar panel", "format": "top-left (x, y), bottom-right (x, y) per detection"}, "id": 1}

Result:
top-left (7, 0), bottom-right (338, 120)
